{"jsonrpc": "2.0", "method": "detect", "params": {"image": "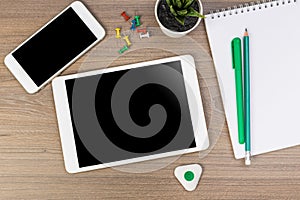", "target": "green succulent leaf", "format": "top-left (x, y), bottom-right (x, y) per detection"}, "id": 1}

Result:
top-left (186, 7), bottom-right (206, 18)
top-left (177, 9), bottom-right (188, 16)
top-left (169, 5), bottom-right (178, 16)
top-left (183, 0), bottom-right (195, 9)
top-left (175, 16), bottom-right (185, 25)
top-left (166, 0), bottom-right (172, 7)
top-left (175, 0), bottom-right (183, 8)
